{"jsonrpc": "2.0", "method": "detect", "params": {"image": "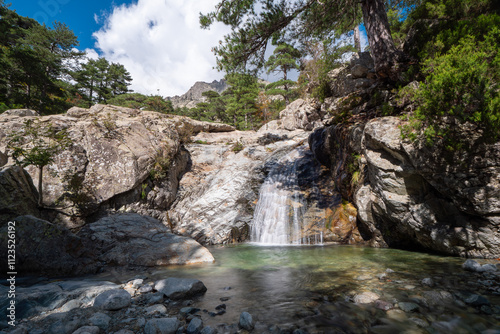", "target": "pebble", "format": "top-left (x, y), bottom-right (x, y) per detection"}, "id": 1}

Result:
top-left (421, 278), bottom-right (434, 287)
top-left (200, 326), bottom-right (217, 334)
top-left (72, 326), bottom-right (100, 334)
top-left (353, 291), bottom-right (380, 304)
top-left (144, 318), bottom-right (180, 334)
top-left (145, 304), bottom-right (168, 315)
top-left (139, 285), bottom-right (154, 294)
top-left (239, 311), bottom-right (255, 331)
top-left (375, 300), bottom-right (393, 311)
top-left (398, 302), bottom-right (420, 313)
